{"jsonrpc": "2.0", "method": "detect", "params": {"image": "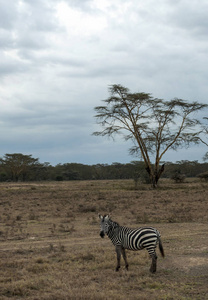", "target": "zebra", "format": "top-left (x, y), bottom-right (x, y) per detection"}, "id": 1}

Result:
top-left (99, 214), bottom-right (164, 273)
